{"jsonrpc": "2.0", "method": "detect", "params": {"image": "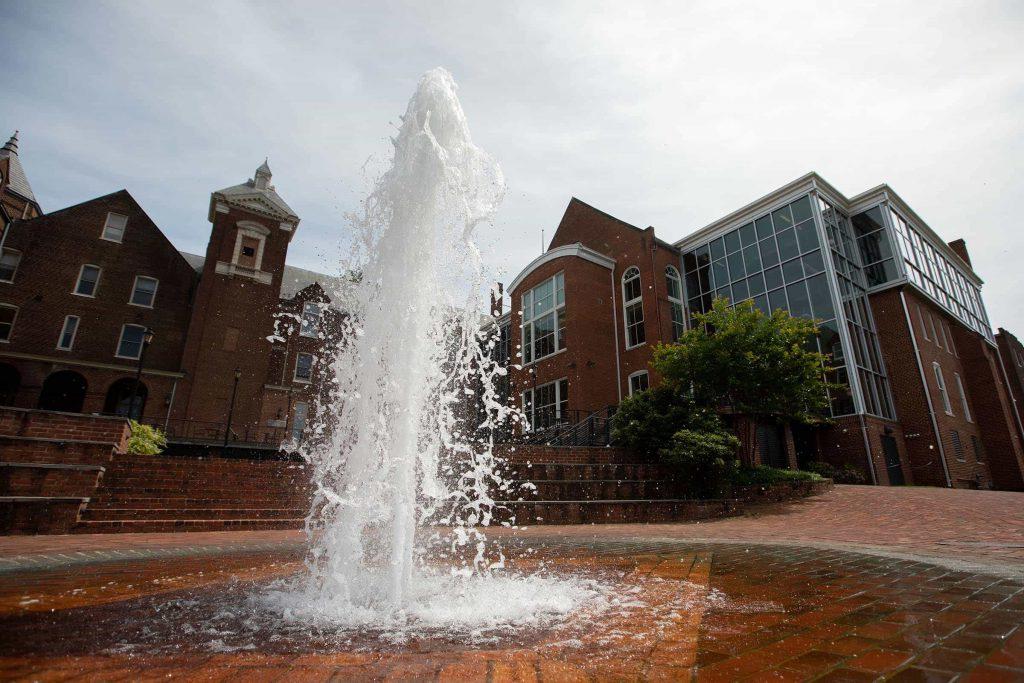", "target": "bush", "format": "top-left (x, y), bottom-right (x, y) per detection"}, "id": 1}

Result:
top-left (805, 461), bottom-right (867, 485)
top-left (659, 426), bottom-right (741, 498)
top-left (729, 465), bottom-right (824, 488)
top-left (612, 385), bottom-right (721, 458)
top-left (126, 420), bottom-right (167, 455)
